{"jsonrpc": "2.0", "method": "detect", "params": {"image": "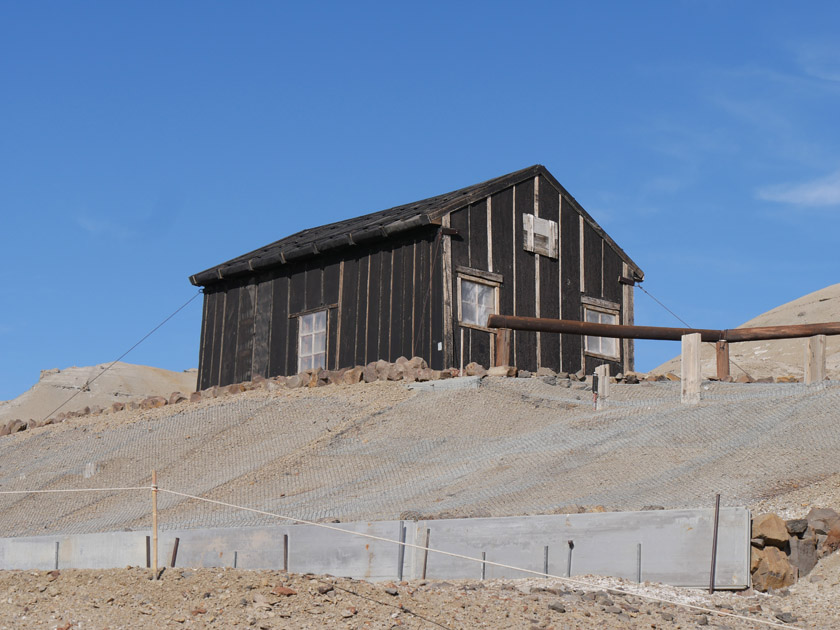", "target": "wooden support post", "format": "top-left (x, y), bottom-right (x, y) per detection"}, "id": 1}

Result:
top-left (151, 470), bottom-right (159, 578)
top-left (494, 328), bottom-right (511, 367)
top-left (715, 340), bottom-right (730, 381)
top-left (681, 333), bottom-right (701, 405)
top-left (805, 334), bottom-right (826, 385)
top-left (595, 364), bottom-right (609, 410)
